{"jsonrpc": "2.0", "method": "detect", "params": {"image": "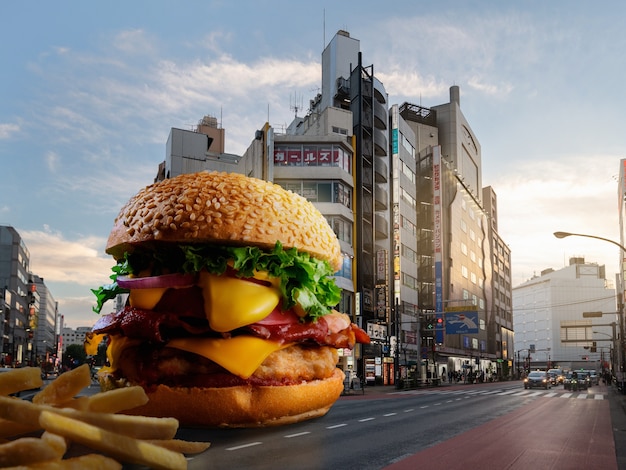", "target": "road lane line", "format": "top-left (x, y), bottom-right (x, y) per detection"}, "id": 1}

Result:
top-left (358, 417), bottom-right (375, 422)
top-left (326, 423), bottom-right (348, 429)
top-left (544, 392), bottom-right (558, 397)
top-left (404, 408), bottom-right (414, 412)
top-left (384, 413), bottom-right (397, 416)
top-left (561, 393), bottom-right (573, 398)
top-left (594, 394), bottom-right (604, 400)
top-left (576, 394), bottom-right (588, 399)
top-left (284, 432), bottom-right (311, 438)
top-left (226, 442), bottom-right (263, 451)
